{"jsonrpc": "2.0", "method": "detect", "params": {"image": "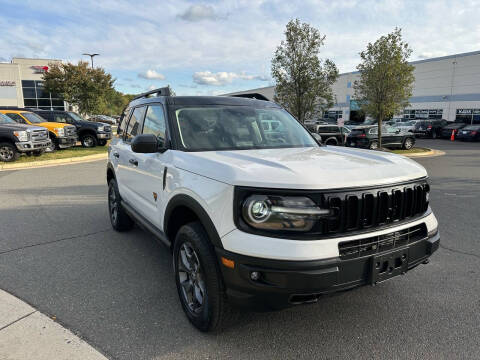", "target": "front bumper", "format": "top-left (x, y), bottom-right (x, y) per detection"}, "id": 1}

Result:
top-left (217, 231), bottom-right (440, 311)
top-left (57, 136), bottom-right (78, 148)
top-left (15, 139), bottom-right (52, 152)
top-left (97, 132), bottom-right (112, 140)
